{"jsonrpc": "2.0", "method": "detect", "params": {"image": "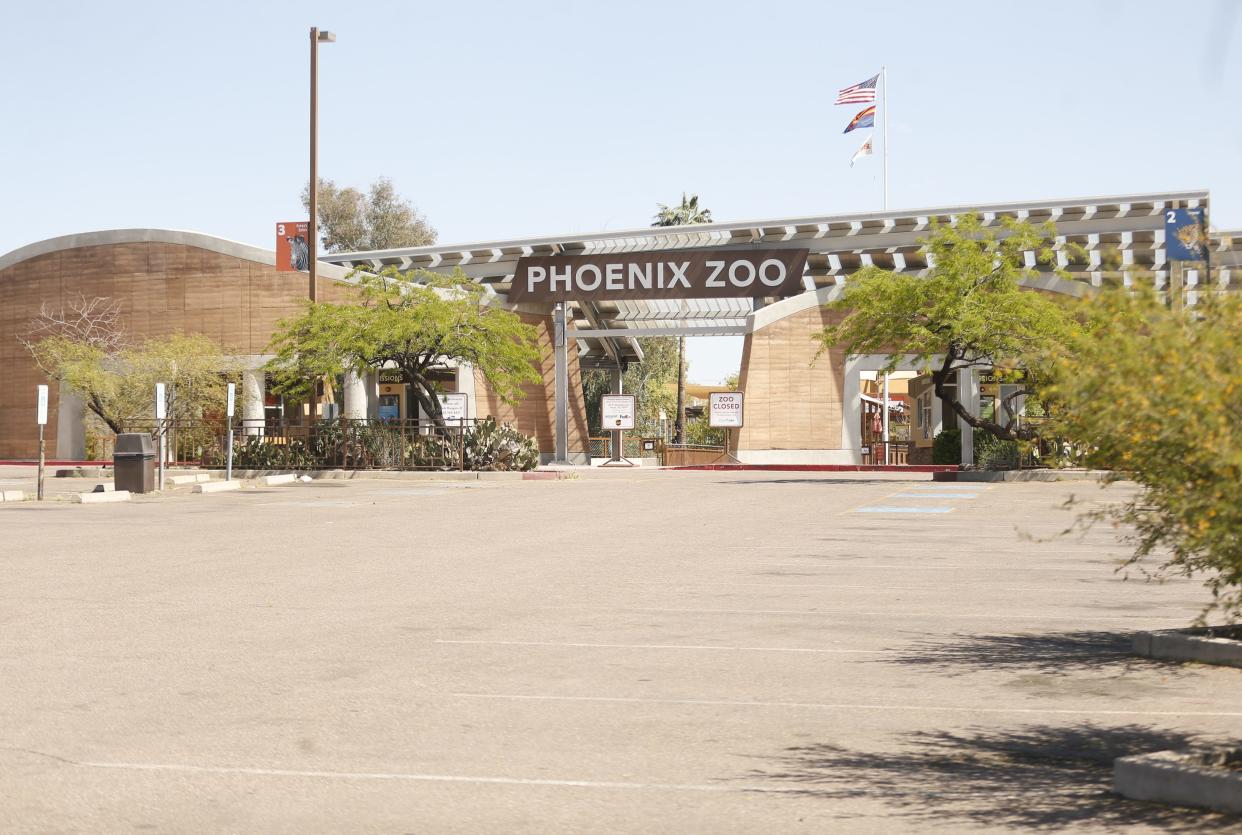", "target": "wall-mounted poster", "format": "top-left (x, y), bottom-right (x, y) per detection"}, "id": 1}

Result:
top-left (276, 221), bottom-right (310, 272)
